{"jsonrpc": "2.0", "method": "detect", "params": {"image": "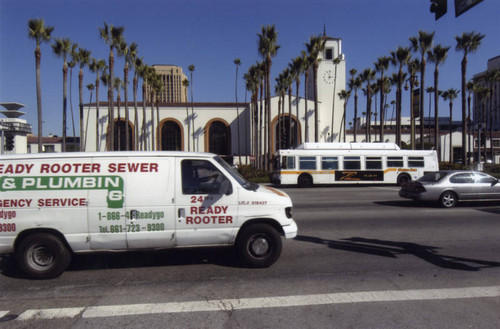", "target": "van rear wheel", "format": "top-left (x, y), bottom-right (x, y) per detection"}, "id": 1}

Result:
top-left (237, 224), bottom-right (282, 268)
top-left (16, 233), bottom-right (71, 279)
